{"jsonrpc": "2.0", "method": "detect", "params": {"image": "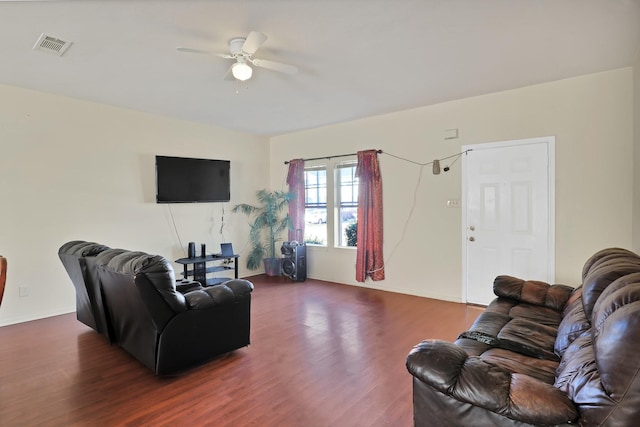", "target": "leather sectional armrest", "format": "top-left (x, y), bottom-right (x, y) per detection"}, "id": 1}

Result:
top-left (220, 279), bottom-right (254, 297)
top-left (406, 340), bottom-right (578, 425)
top-left (183, 279), bottom-right (254, 310)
